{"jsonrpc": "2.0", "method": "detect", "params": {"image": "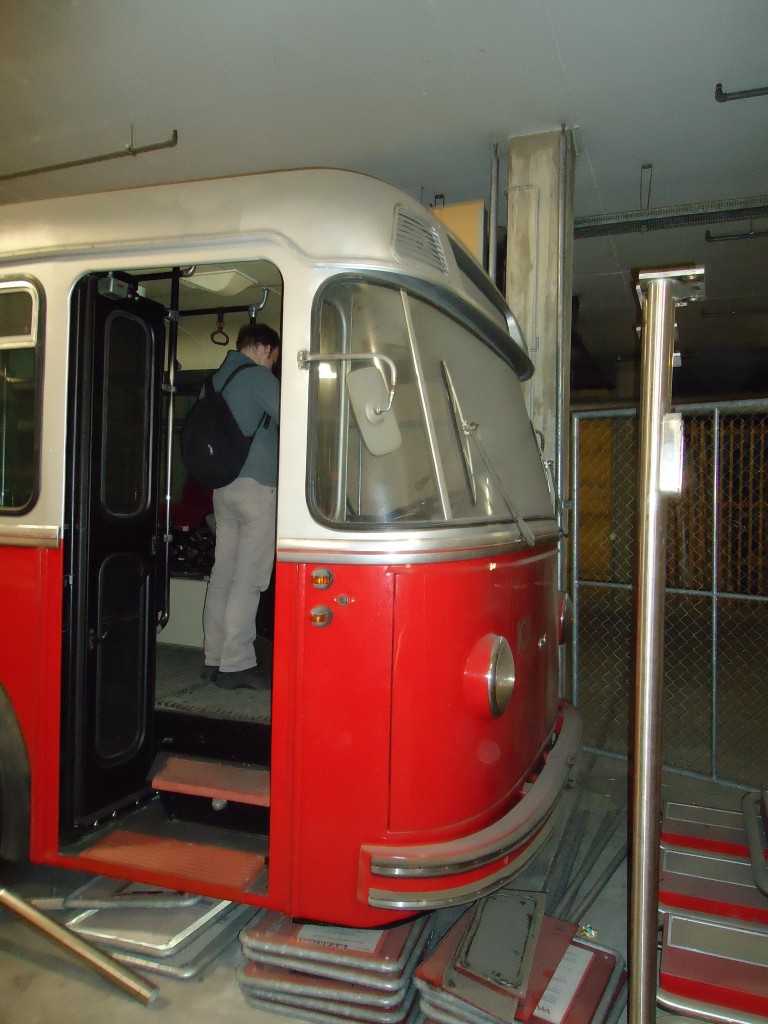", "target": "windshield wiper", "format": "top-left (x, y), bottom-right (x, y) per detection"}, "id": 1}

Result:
top-left (440, 360), bottom-right (536, 548)
top-left (441, 362), bottom-right (476, 504)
